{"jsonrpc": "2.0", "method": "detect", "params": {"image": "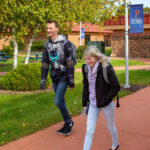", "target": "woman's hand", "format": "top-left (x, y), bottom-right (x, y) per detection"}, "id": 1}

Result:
top-left (81, 107), bottom-right (87, 116)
